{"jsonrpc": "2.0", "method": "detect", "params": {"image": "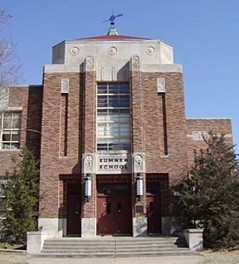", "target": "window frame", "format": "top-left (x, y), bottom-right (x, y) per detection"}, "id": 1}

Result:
top-left (0, 111), bottom-right (21, 150)
top-left (96, 82), bottom-right (131, 152)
